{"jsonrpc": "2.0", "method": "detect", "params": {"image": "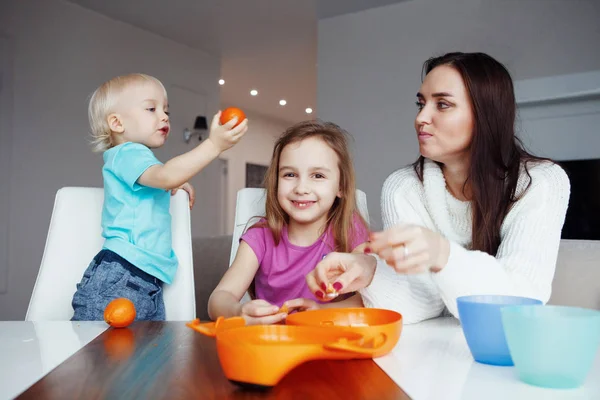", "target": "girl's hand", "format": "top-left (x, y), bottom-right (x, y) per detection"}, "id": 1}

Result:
top-left (281, 298), bottom-right (321, 313)
top-left (171, 182), bottom-right (195, 209)
top-left (305, 252), bottom-right (377, 301)
top-left (239, 299), bottom-right (287, 325)
top-left (368, 224), bottom-right (450, 273)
